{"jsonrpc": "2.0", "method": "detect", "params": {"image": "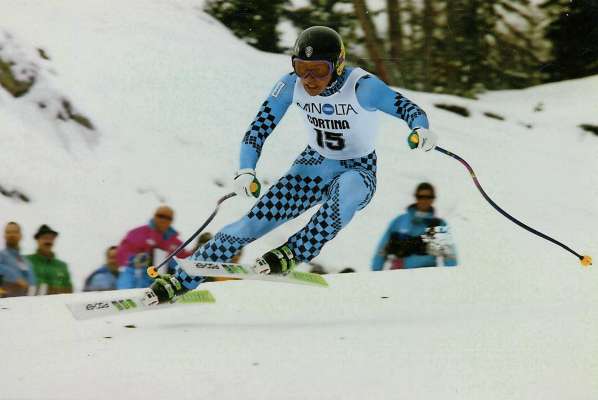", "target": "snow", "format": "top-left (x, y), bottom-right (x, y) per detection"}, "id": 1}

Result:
top-left (0, 1), bottom-right (597, 399)
top-left (2, 269), bottom-right (597, 399)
